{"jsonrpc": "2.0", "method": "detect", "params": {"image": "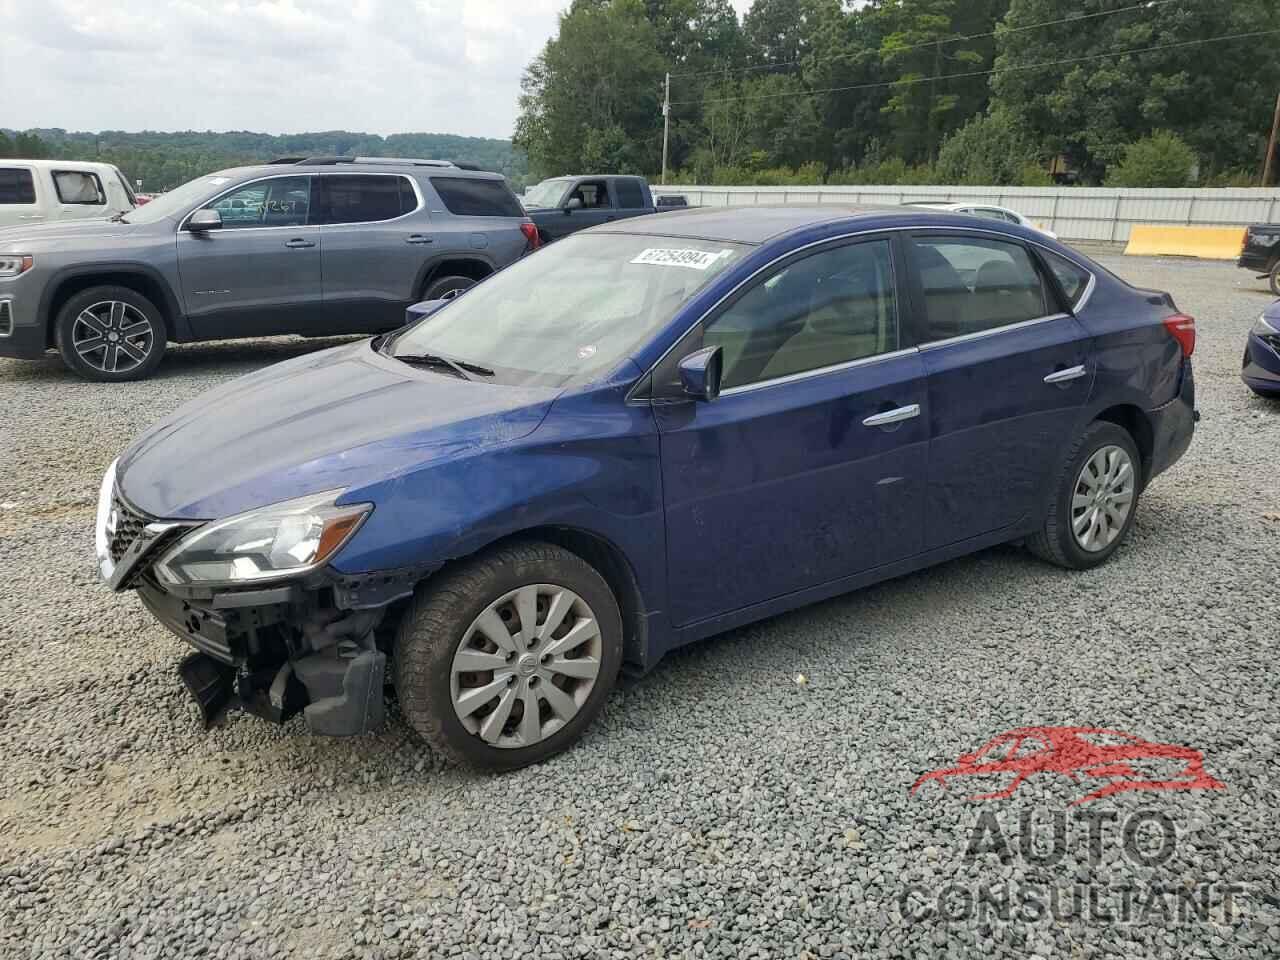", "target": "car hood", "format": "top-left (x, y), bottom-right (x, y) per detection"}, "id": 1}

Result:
top-left (117, 340), bottom-right (558, 520)
top-left (0, 217), bottom-right (150, 251)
